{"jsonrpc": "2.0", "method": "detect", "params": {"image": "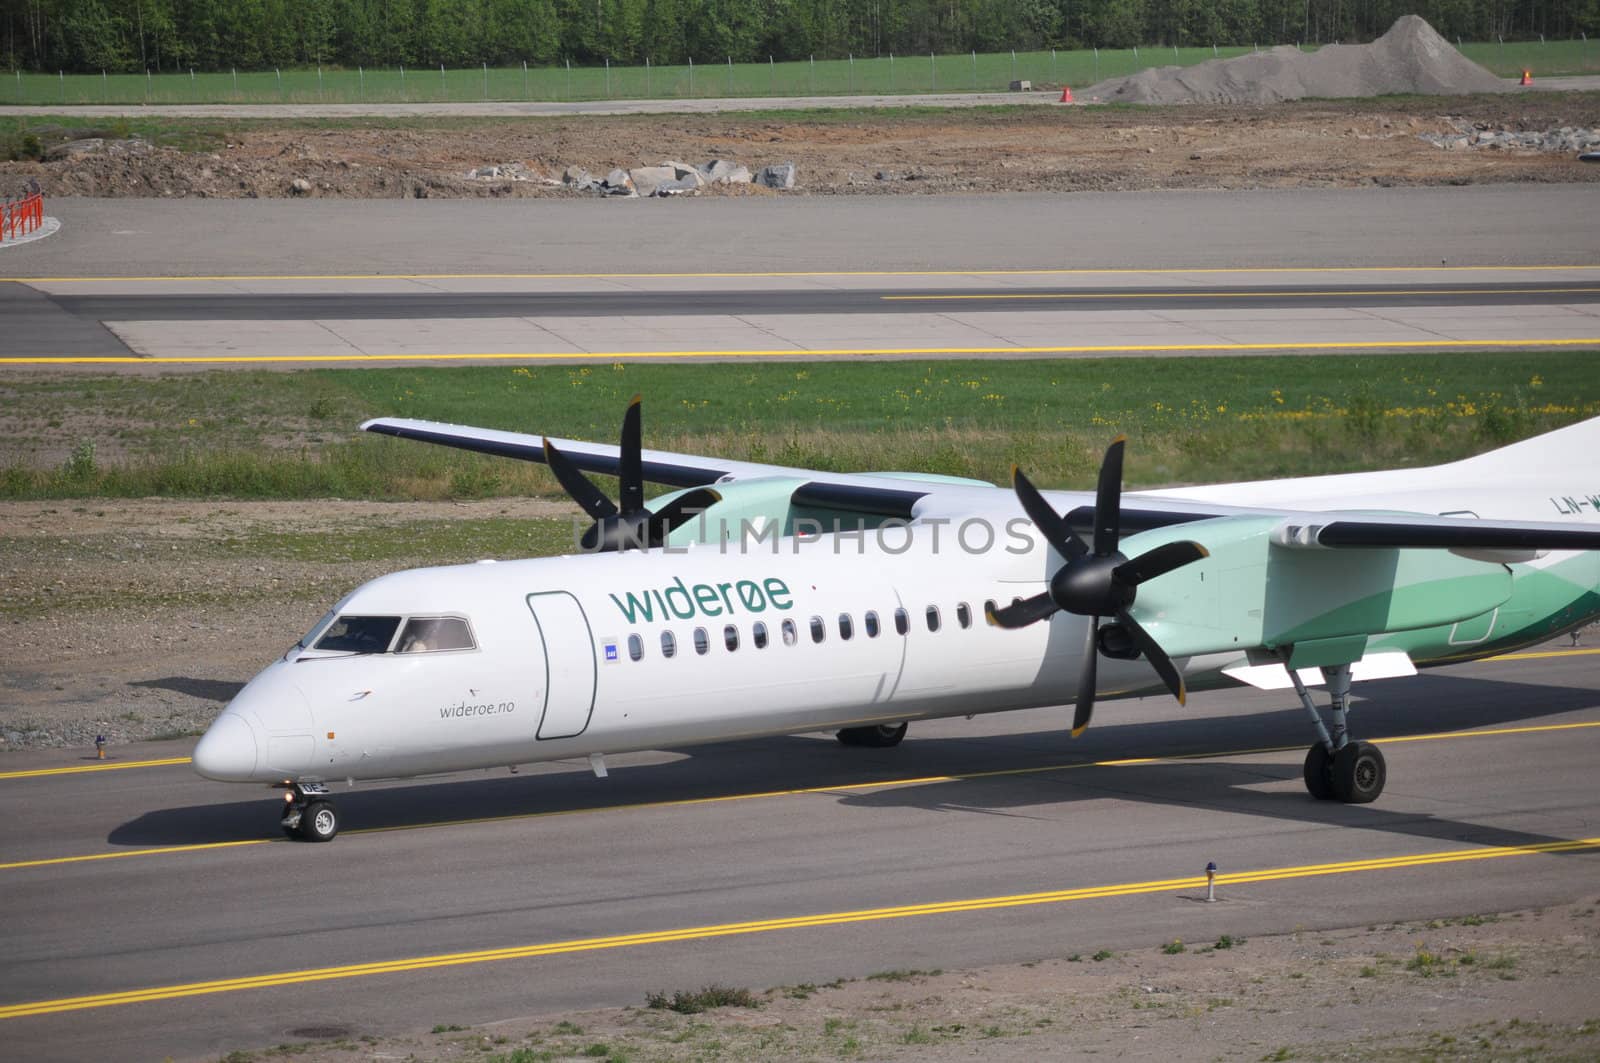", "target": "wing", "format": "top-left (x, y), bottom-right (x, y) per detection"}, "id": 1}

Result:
top-left (361, 416), bottom-right (987, 523)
